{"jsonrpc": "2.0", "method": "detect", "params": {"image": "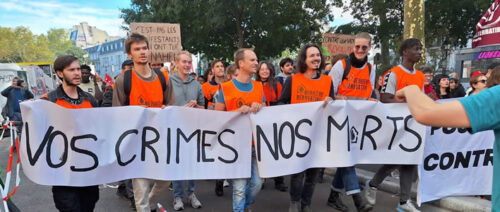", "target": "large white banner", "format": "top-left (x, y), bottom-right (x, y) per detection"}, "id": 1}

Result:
top-left (418, 125), bottom-right (494, 203)
top-left (20, 100), bottom-right (427, 186)
top-left (251, 101), bottom-right (427, 178)
top-left (20, 101), bottom-right (253, 186)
